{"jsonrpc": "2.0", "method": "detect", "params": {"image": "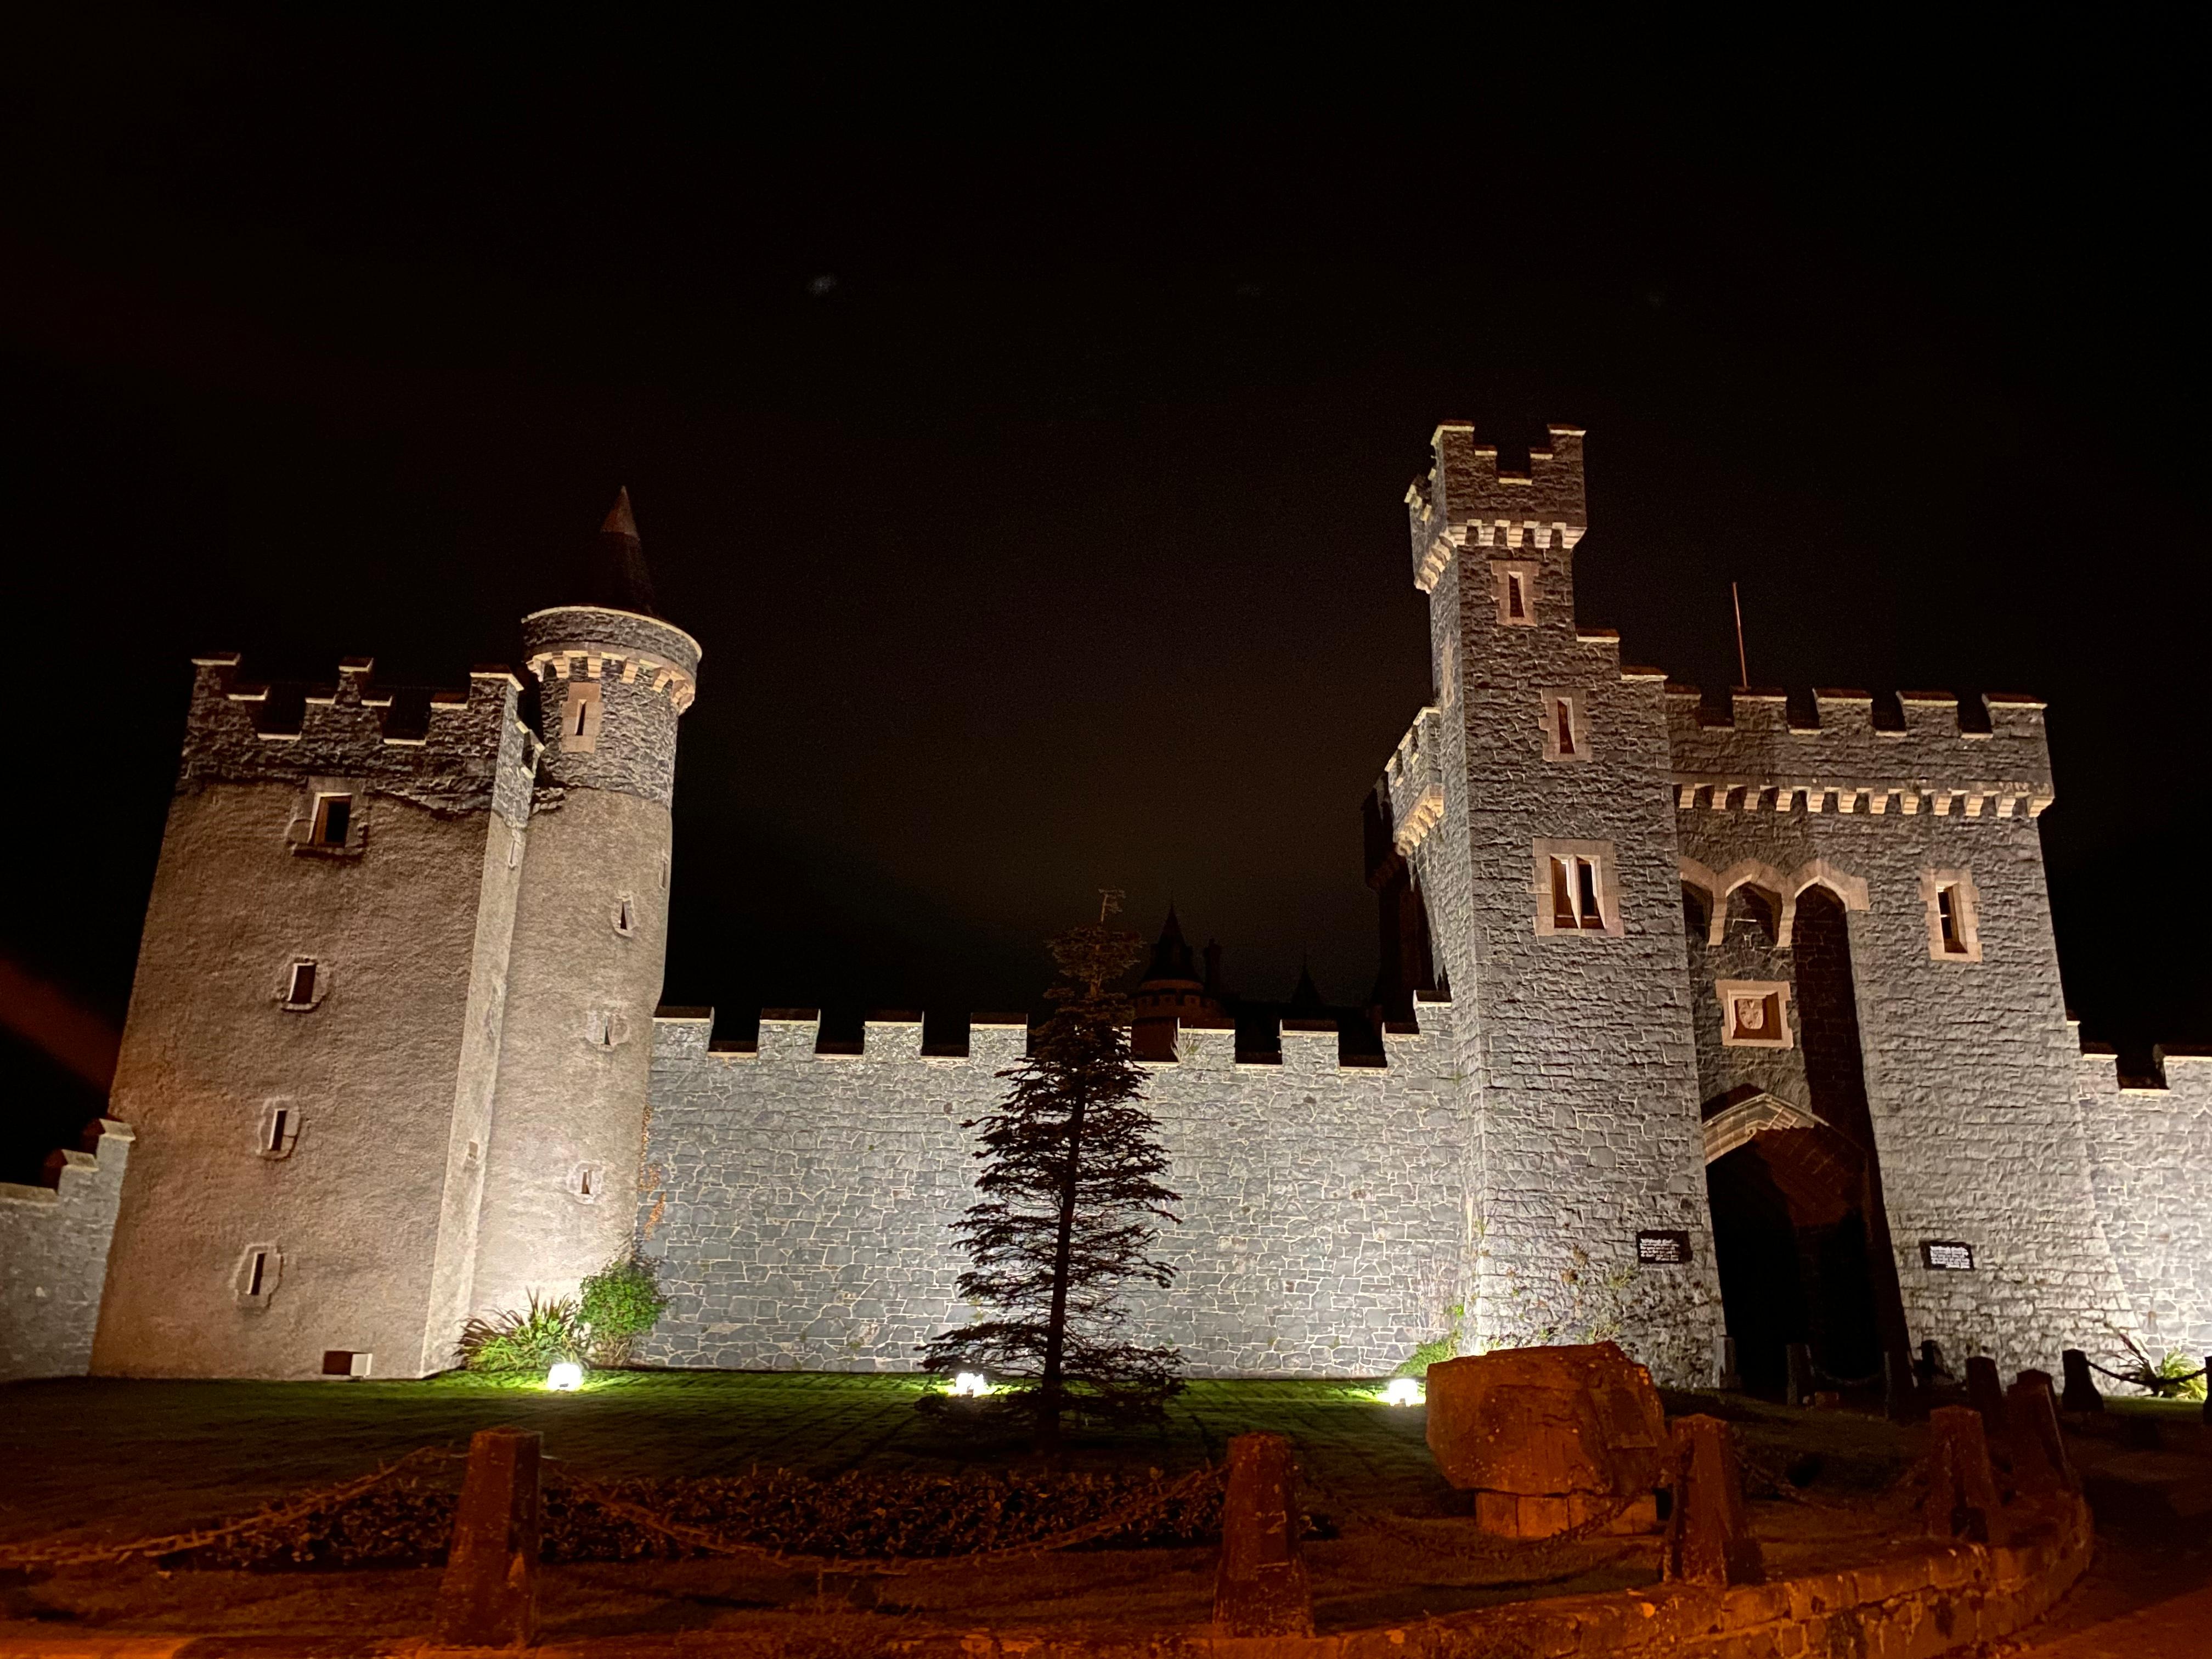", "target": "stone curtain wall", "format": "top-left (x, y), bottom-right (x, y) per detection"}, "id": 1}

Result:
top-left (0, 1121), bottom-right (131, 1382)
top-left (2080, 1049), bottom-right (2212, 1360)
top-left (636, 1008), bottom-right (1466, 1377)
top-left (1674, 689), bottom-right (2139, 1377)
